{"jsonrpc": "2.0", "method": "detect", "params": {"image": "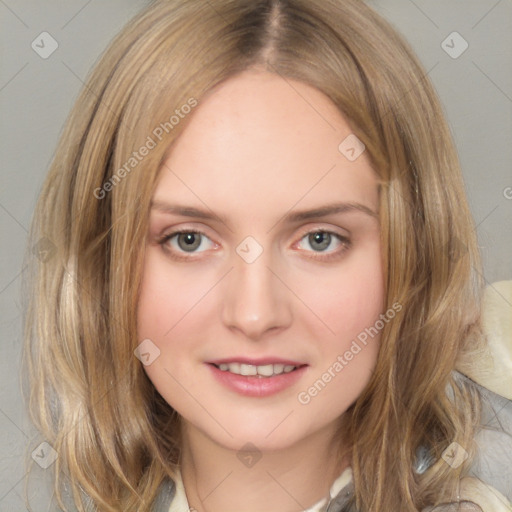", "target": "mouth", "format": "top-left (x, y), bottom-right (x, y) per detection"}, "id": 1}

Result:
top-left (209, 362), bottom-right (306, 378)
top-left (206, 359), bottom-right (309, 397)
